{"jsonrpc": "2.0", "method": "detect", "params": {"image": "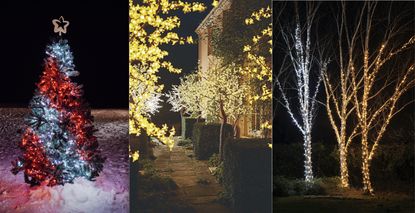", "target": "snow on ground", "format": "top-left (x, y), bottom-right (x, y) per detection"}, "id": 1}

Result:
top-left (0, 108), bottom-right (129, 213)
